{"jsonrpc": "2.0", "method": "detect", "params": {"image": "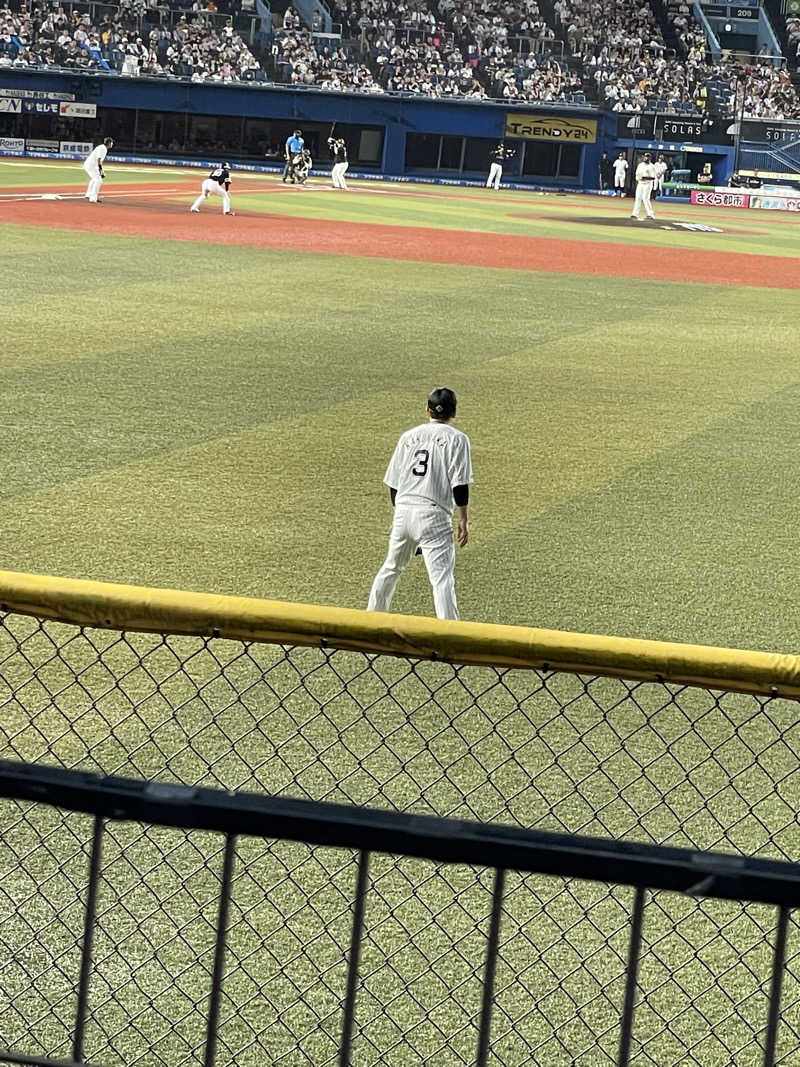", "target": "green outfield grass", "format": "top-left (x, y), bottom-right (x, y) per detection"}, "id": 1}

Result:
top-left (1, 163), bottom-right (799, 651)
top-left (2, 156), bottom-right (800, 1067)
